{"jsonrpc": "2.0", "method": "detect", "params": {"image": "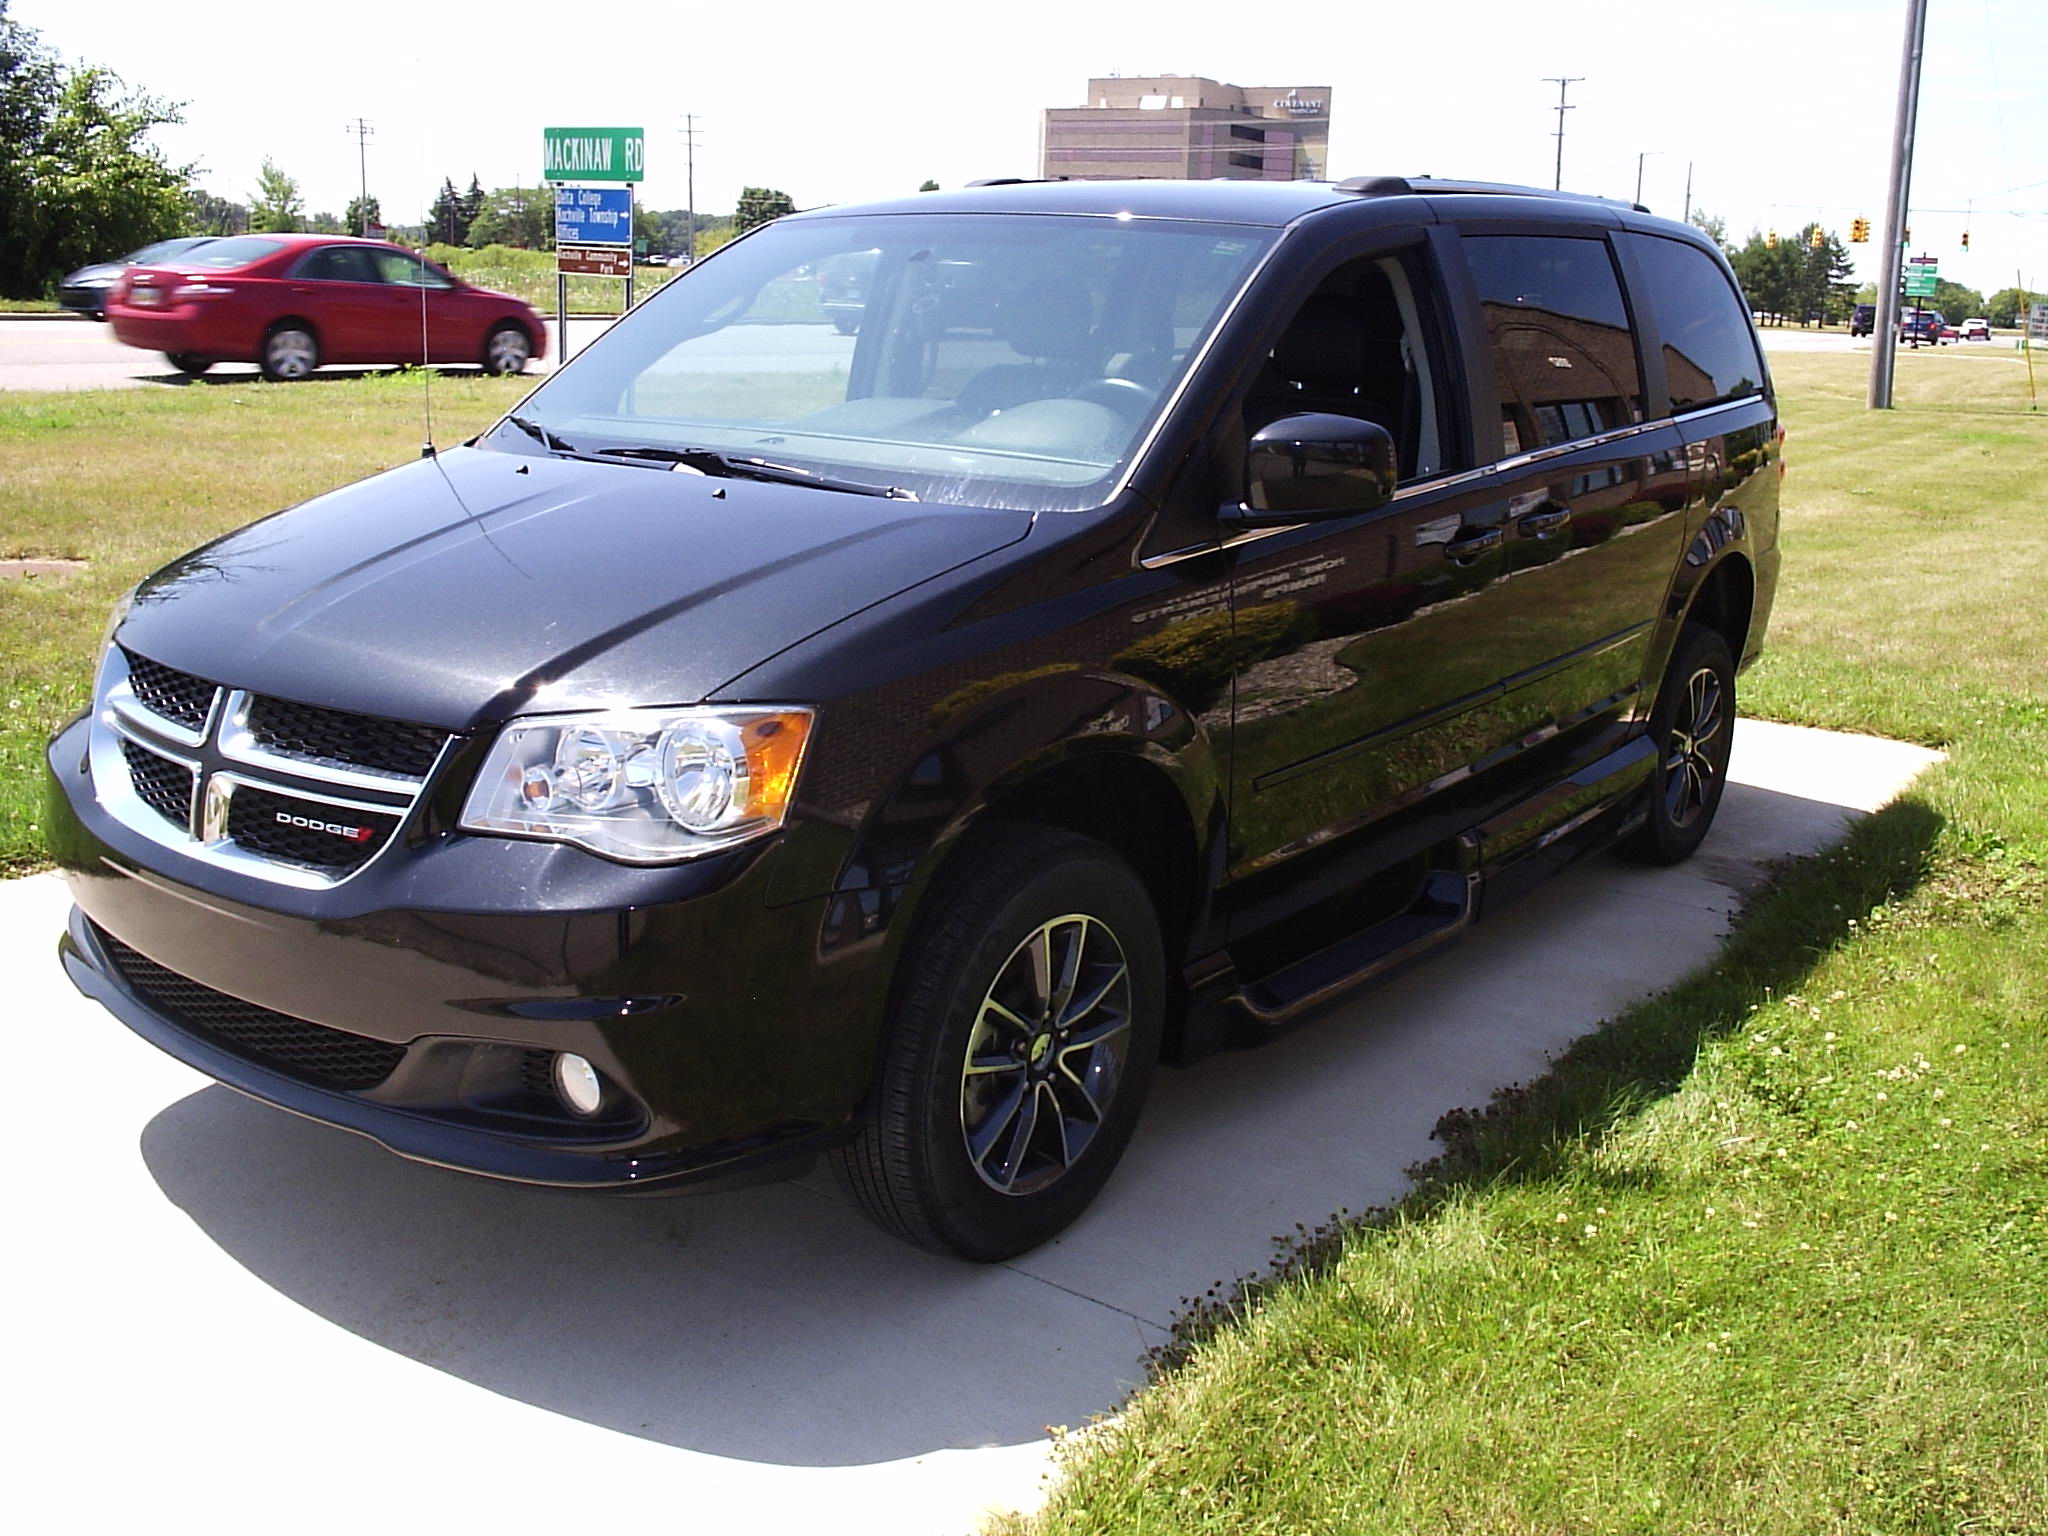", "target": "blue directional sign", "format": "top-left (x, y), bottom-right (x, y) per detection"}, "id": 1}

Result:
top-left (554, 186), bottom-right (633, 247)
